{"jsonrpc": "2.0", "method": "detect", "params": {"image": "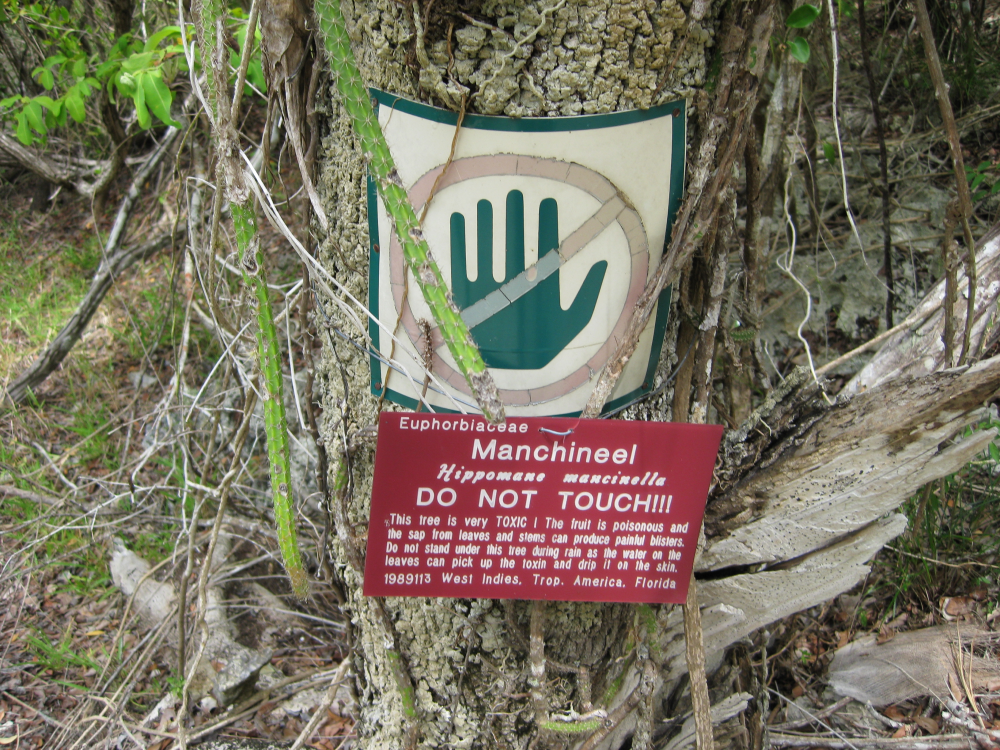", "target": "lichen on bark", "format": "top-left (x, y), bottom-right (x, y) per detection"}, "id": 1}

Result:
top-left (414, 0), bottom-right (714, 115)
top-left (314, 0), bottom-right (713, 745)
